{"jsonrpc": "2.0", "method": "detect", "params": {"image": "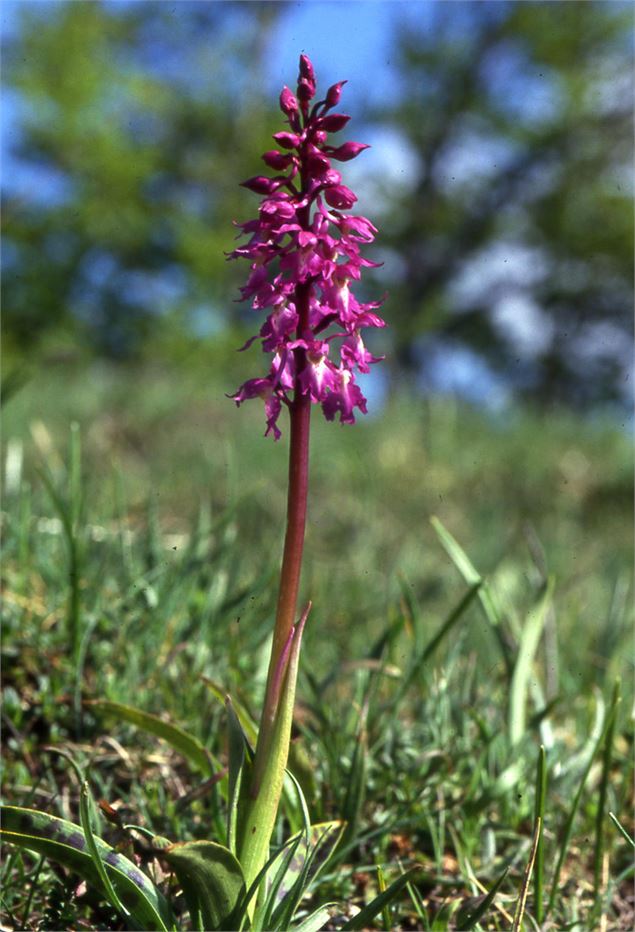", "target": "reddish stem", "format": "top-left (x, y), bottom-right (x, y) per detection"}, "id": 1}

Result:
top-left (265, 279), bottom-right (312, 687)
top-left (251, 155), bottom-right (312, 792)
